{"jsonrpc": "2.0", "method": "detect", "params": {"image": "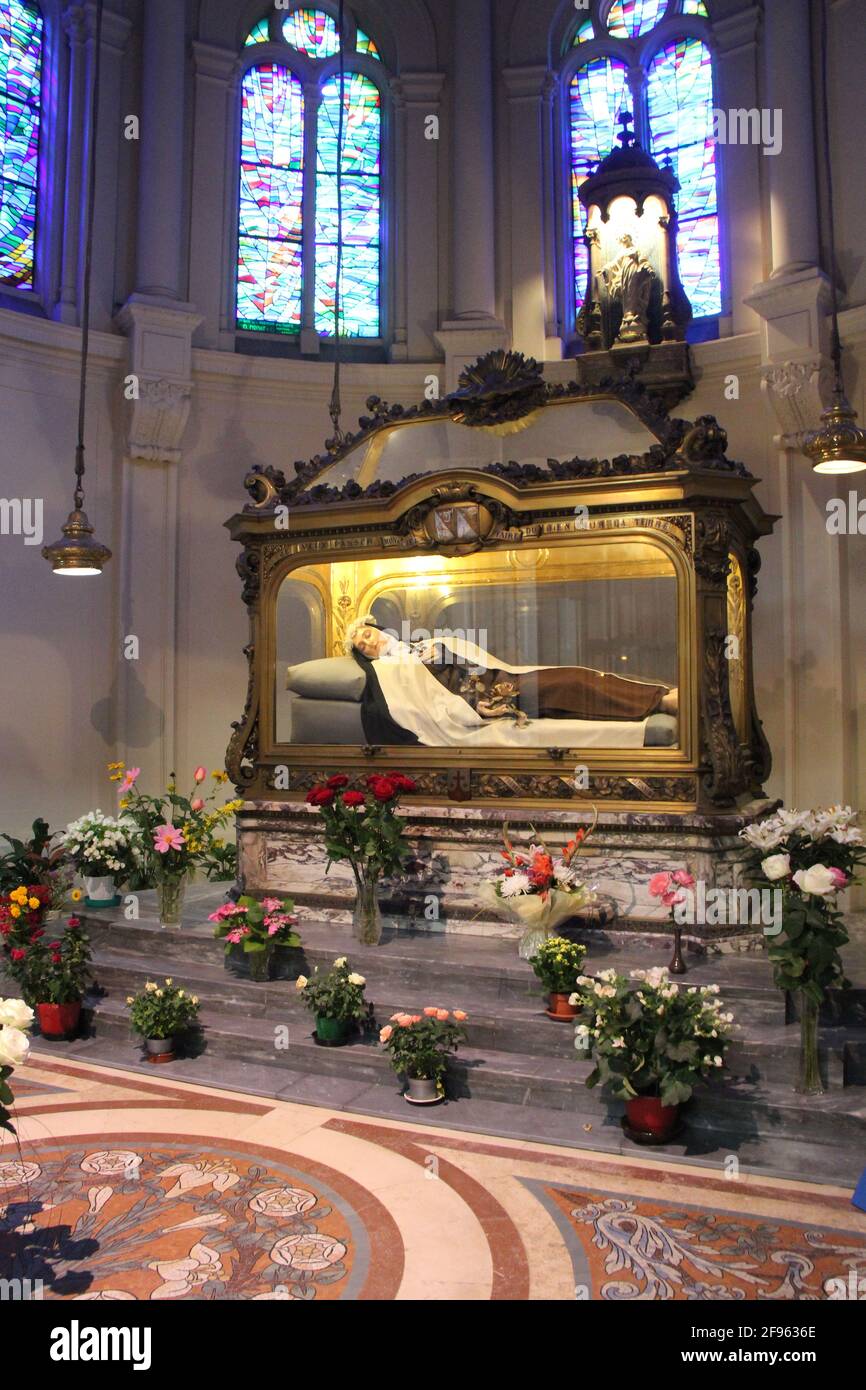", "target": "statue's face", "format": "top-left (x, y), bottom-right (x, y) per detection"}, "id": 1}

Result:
top-left (352, 625), bottom-right (386, 658)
